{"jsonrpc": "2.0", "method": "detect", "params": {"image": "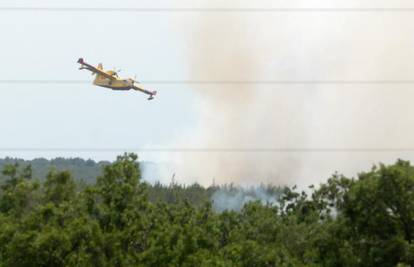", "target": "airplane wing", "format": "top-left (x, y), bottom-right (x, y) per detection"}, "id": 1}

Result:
top-left (131, 81), bottom-right (157, 100)
top-left (77, 58), bottom-right (115, 80)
